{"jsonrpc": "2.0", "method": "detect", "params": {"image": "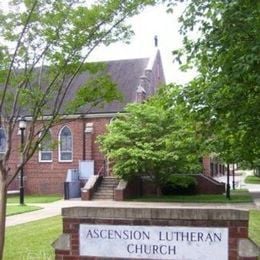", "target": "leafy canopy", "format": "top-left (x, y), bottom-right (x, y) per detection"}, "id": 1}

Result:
top-left (99, 85), bottom-right (202, 187)
top-left (168, 0), bottom-right (260, 165)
